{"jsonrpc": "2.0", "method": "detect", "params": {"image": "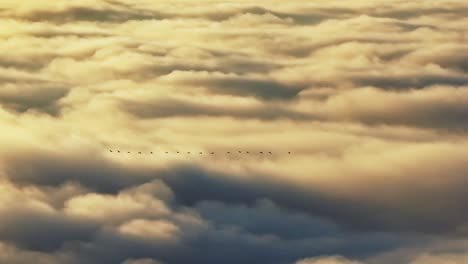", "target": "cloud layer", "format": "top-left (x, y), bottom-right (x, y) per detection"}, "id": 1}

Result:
top-left (1, 0), bottom-right (468, 263)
